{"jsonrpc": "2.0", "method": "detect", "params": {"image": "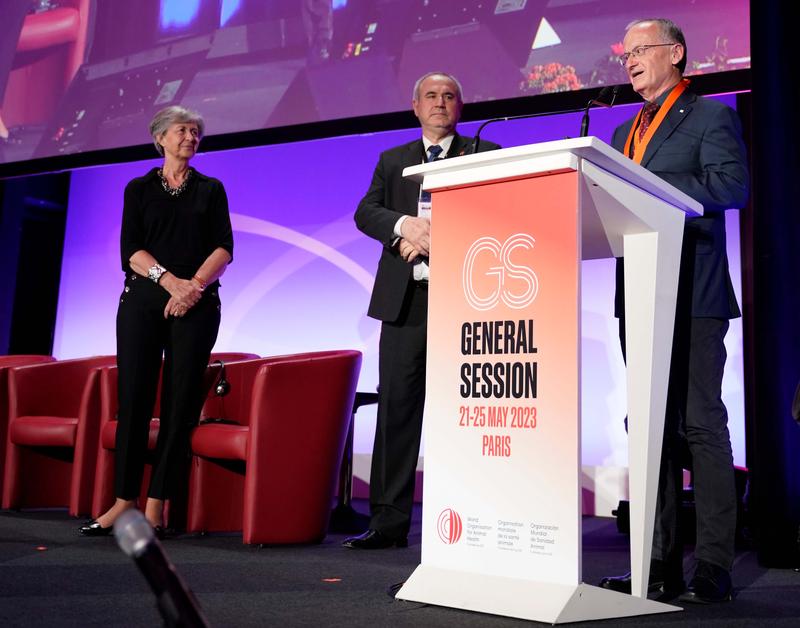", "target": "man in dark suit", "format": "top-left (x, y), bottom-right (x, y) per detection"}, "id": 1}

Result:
top-left (599, 19), bottom-right (749, 602)
top-left (344, 72), bottom-right (499, 549)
